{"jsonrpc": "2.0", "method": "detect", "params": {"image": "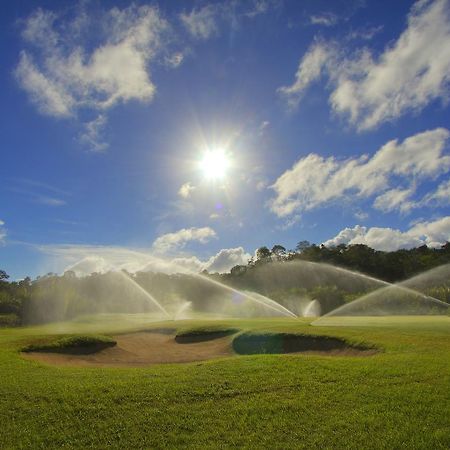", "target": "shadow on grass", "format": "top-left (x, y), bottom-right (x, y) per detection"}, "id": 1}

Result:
top-left (233, 332), bottom-right (377, 356)
top-left (22, 335), bottom-right (117, 355)
top-left (175, 328), bottom-right (240, 343)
